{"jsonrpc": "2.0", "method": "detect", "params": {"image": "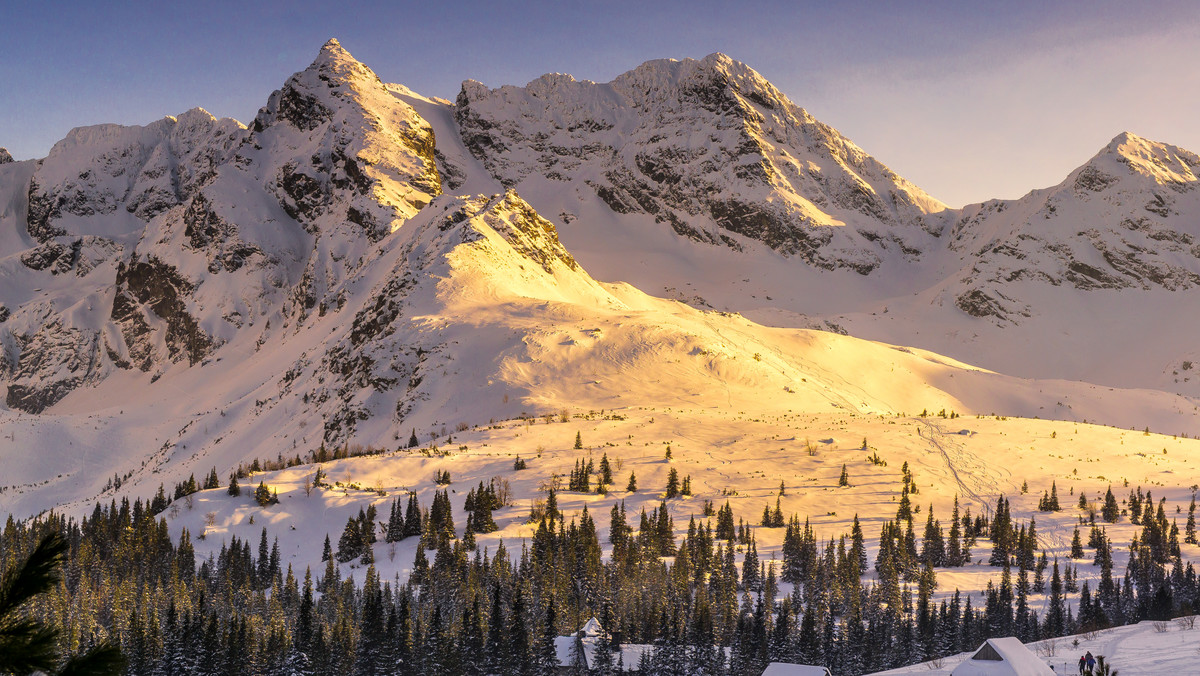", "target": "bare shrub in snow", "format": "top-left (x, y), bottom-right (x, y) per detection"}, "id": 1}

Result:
top-left (491, 476), bottom-right (512, 506)
top-left (529, 498), bottom-right (547, 523)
